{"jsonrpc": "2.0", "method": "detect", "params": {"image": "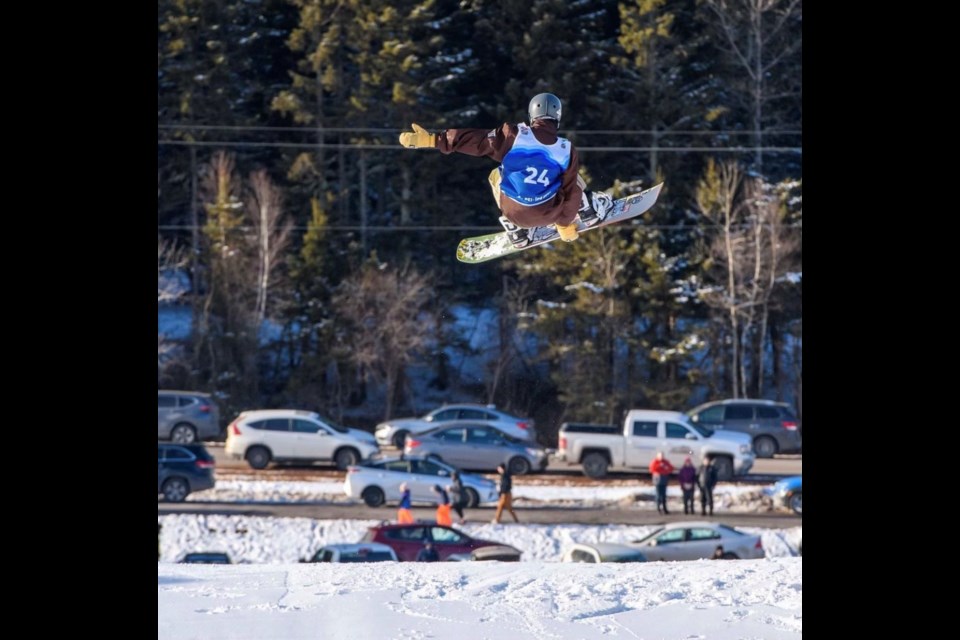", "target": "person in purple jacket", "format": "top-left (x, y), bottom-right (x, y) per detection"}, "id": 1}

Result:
top-left (678, 457), bottom-right (698, 515)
